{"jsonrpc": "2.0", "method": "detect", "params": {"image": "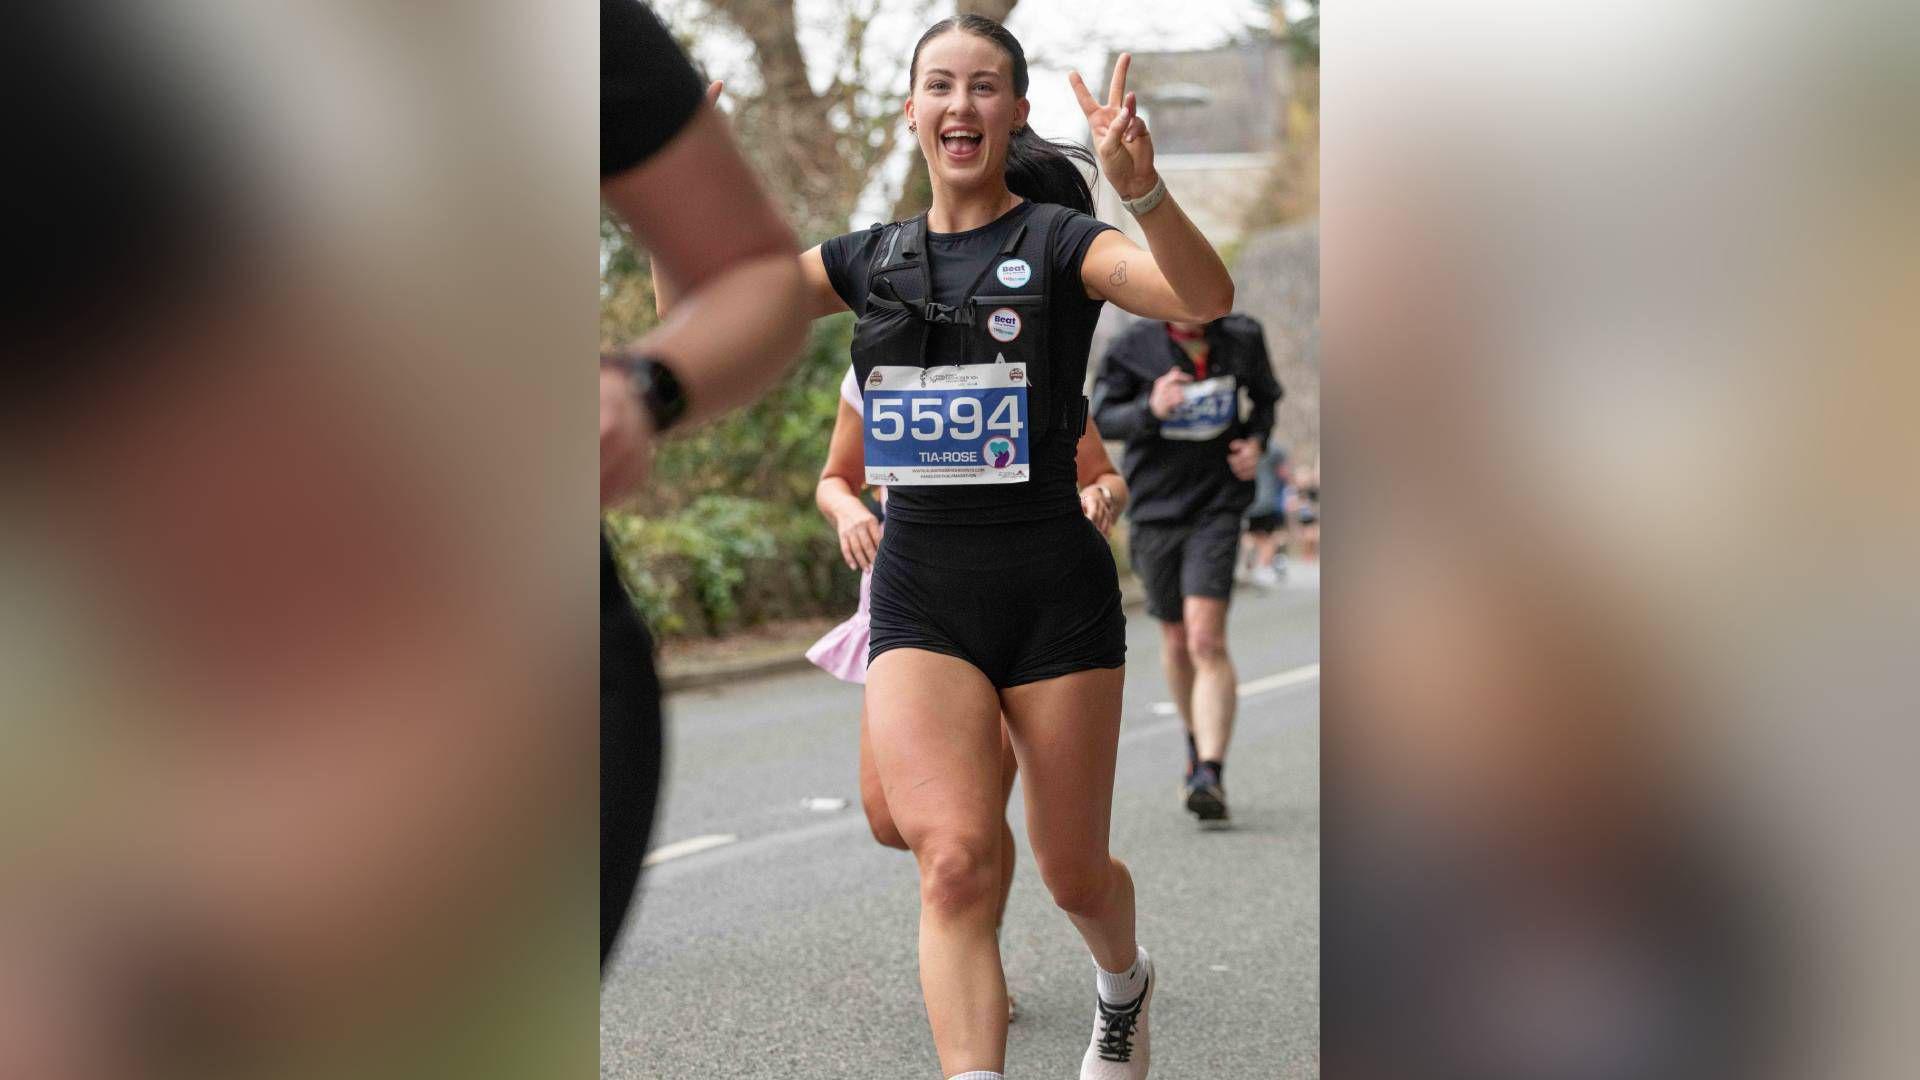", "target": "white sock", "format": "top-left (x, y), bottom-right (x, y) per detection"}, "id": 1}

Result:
top-left (947, 1073), bottom-right (1003, 1080)
top-left (1093, 946), bottom-right (1149, 1004)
